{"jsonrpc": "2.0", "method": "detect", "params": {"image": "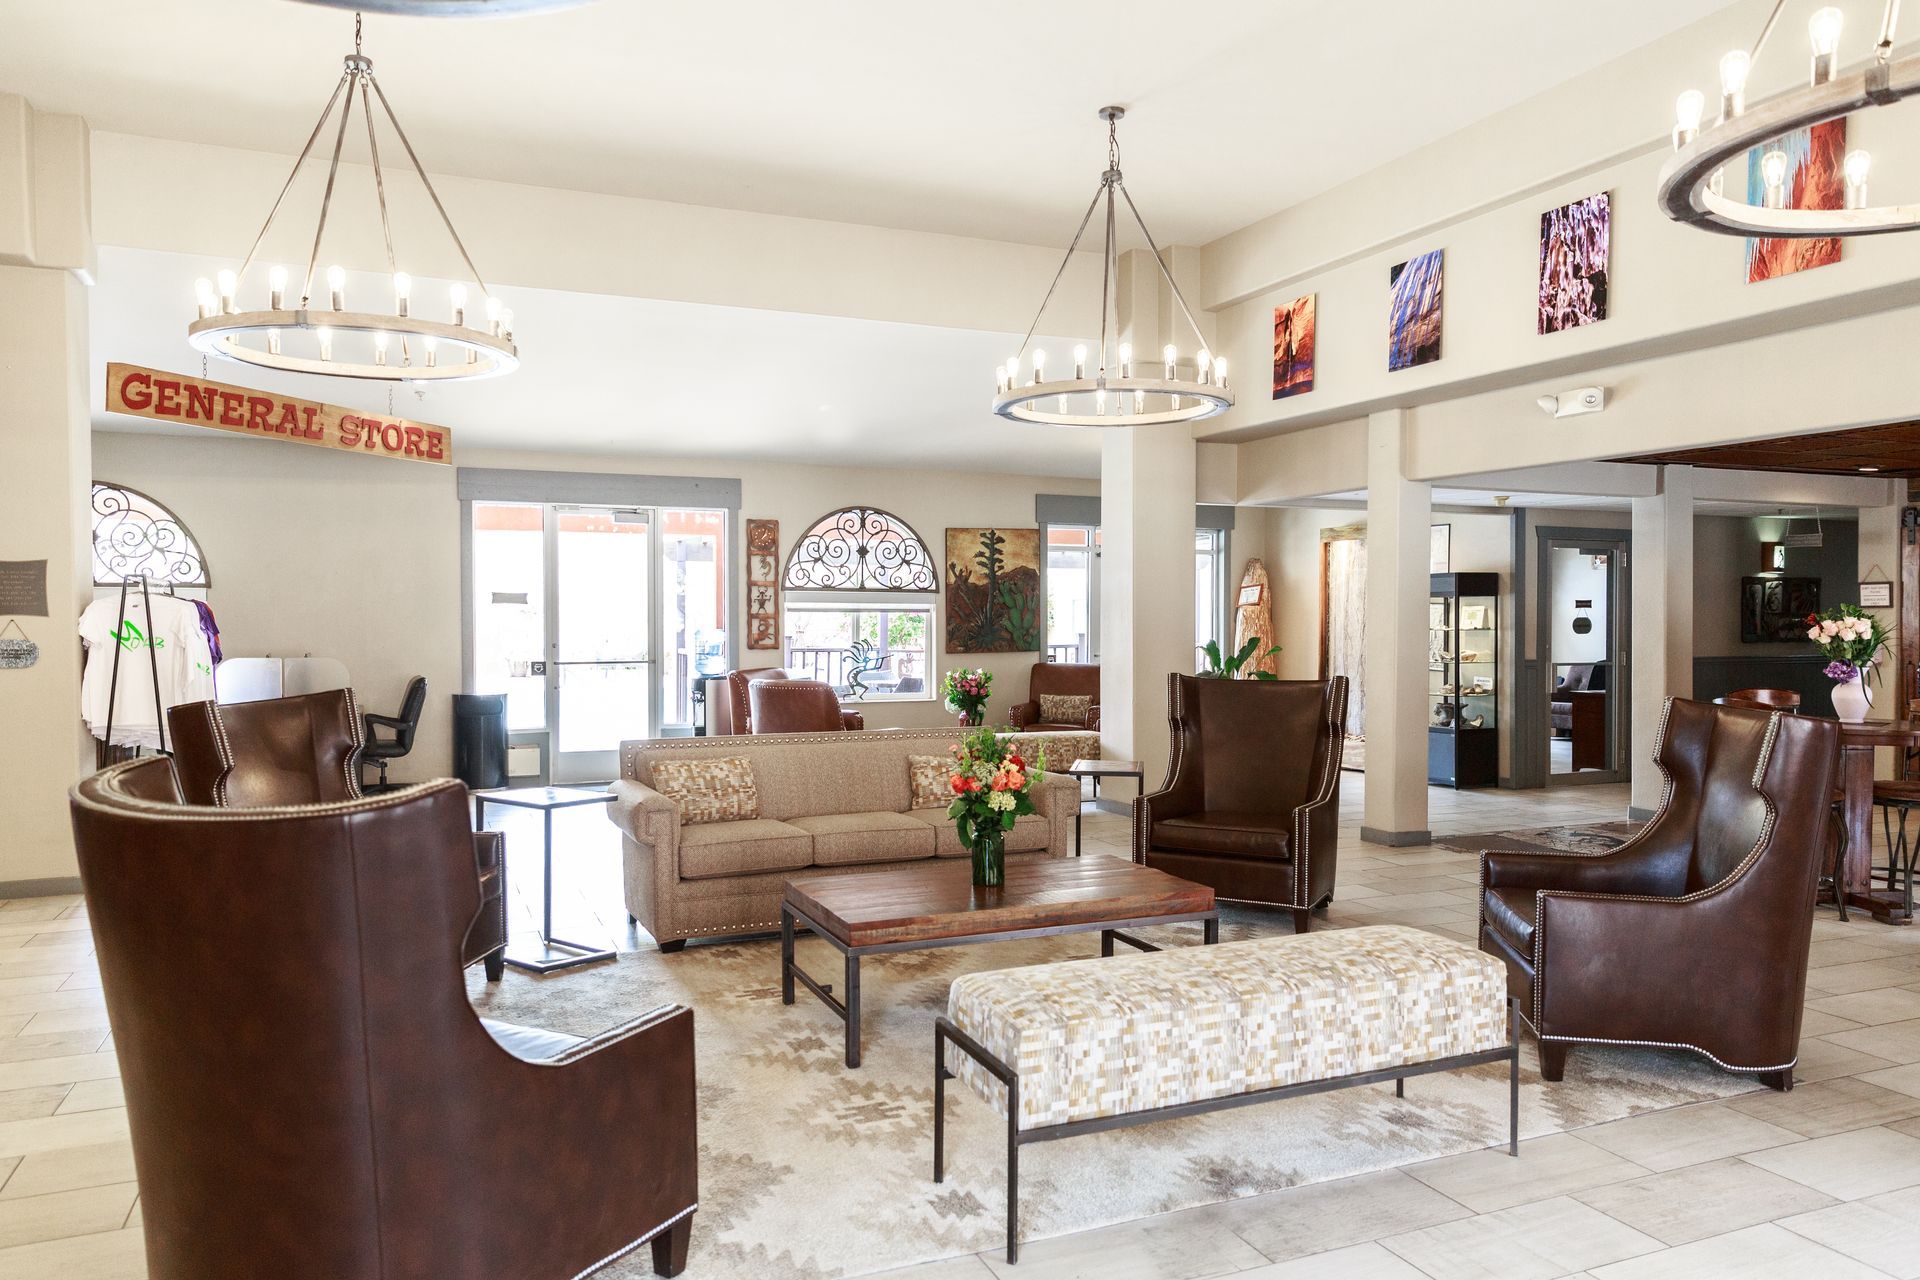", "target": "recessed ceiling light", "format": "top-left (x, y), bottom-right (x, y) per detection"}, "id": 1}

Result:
top-left (1859, 466), bottom-right (1881, 472)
